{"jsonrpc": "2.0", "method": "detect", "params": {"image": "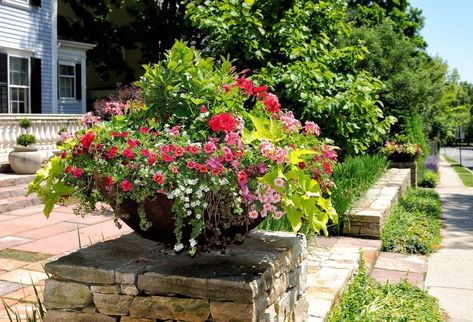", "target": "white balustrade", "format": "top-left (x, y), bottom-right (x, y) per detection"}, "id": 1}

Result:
top-left (0, 114), bottom-right (86, 164)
